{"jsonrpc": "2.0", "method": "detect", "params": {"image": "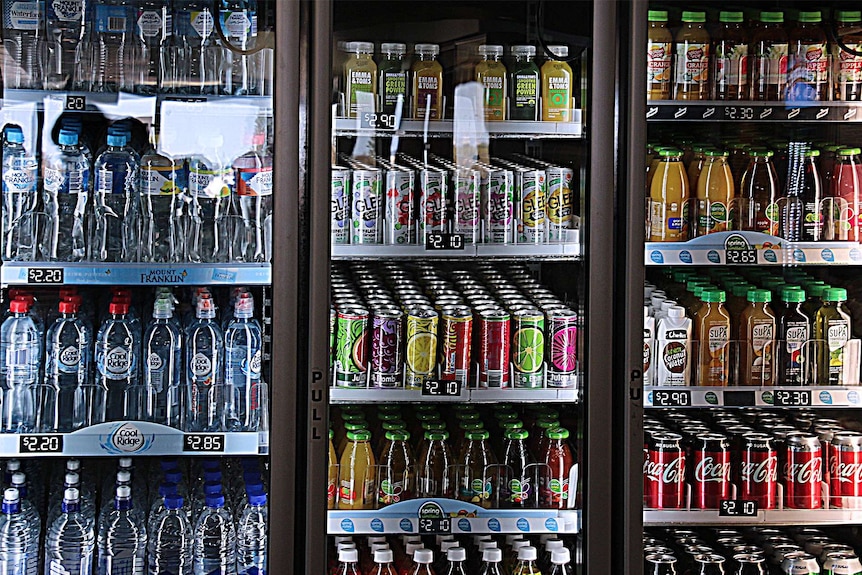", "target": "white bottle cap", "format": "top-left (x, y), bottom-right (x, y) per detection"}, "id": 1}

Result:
top-left (511, 45), bottom-right (536, 57)
top-left (65, 473), bottom-right (79, 485)
top-left (339, 549), bottom-right (359, 563)
top-left (551, 548), bottom-right (572, 565)
top-left (415, 43), bottom-right (440, 56)
top-left (352, 41), bottom-right (374, 54)
top-left (651, 290), bottom-right (666, 298)
top-left (447, 547), bottom-right (467, 561)
top-left (336, 542), bottom-right (356, 552)
top-left (511, 539), bottom-right (529, 552)
top-left (367, 536), bottom-right (386, 547)
top-left (478, 45), bottom-right (504, 57)
top-left (64, 488), bottom-right (79, 502)
top-left (119, 457), bottom-right (132, 468)
top-left (117, 470), bottom-right (131, 483)
top-left (545, 539), bottom-right (564, 551)
top-left (10, 473), bottom-right (25, 487)
top-left (5, 460), bottom-right (19, 472)
top-left (3, 488), bottom-right (18, 503)
top-left (668, 305), bottom-right (686, 318)
top-left (473, 535), bottom-right (493, 544)
top-left (381, 43), bottom-right (406, 54)
top-left (518, 546), bottom-right (538, 561)
top-left (334, 536), bottom-right (353, 545)
top-left (660, 300), bottom-right (676, 312)
top-left (484, 548), bottom-right (503, 563)
top-left (479, 541), bottom-right (497, 551)
top-left (414, 549), bottom-right (434, 564)
top-left (406, 542), bottom-right (424, 556)
top-left (440, 540), bottom-right (459, 552)
top-left (403, 535), bottom-right (422, 544)
top-left (371, 543), bottom-right (390, 554)
top-left (548, 45), bottom-right (569, 58)
top-left (374, 549), bottom-right (394, 564)
top-left (66, 459), bottom-right (81, 471)
top-left (116, 485), bottom-right (131, 499)
top-left (651, 295), bottom-right (666, 308)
